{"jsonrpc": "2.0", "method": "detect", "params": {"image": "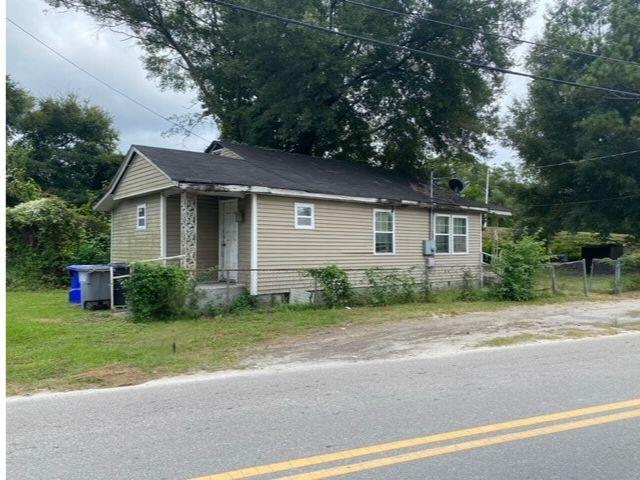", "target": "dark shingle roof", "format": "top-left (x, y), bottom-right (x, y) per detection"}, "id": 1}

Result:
top-left (132, 142), bottom-right (509, 213)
